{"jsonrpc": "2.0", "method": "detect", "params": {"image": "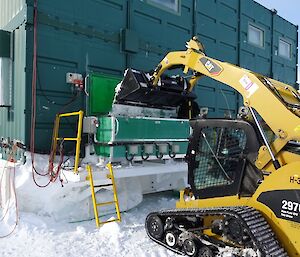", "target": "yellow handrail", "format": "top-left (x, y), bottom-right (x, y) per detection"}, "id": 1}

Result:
top-left (51, 110), bottom-right (84, 173)
top-left (58, 111), bottom-right (83, 117)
